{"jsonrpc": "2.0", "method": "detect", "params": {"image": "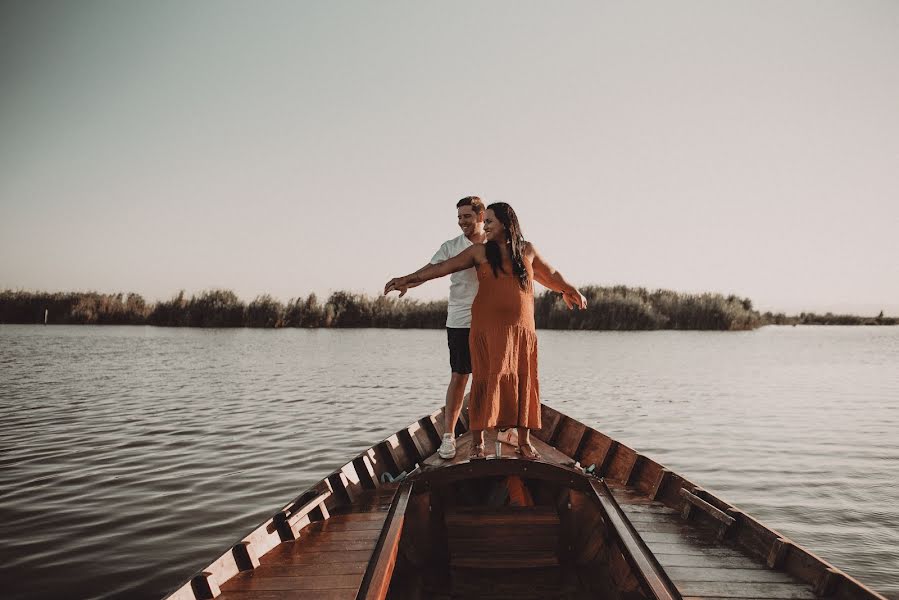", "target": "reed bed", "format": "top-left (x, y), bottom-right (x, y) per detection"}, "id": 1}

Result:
top-left (536, 286), bottom-right (762, 331)
top-left (2, 289), bottom-right (893, 330)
